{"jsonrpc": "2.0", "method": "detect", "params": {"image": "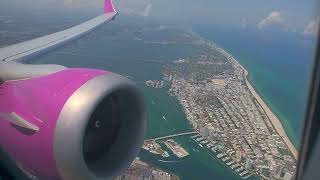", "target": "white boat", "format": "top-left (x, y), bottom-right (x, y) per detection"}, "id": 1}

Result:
top-left (162, 151), bottom-right (170, 157)
top-left (192, 148), bottom-right (200, 152)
